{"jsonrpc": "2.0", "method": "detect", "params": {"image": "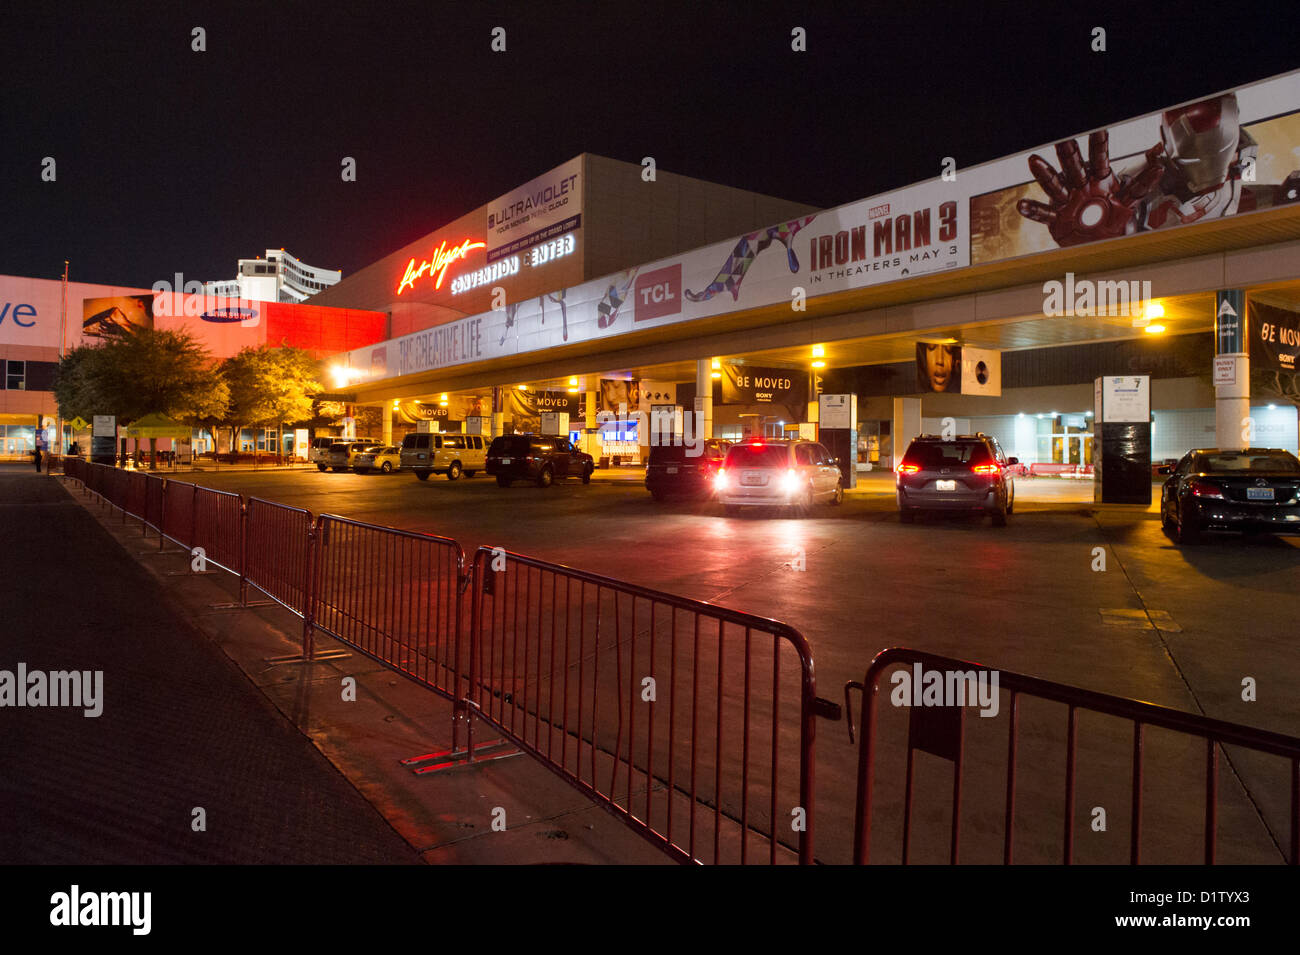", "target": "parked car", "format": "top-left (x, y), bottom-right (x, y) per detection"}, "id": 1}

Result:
top-left (352, 446), bottom-right (402, 474)
top-left (401, 432), bottom-right (487, 481)
top-left (309, 436), bottom-right (337, 469)
top-left (486, 434), bottom-right (594, 487)
top-left (714, 439), bottom-right (842, 516)
top-left (315, 437), bottom-right (377, 471)
top-left (1159, 447), bottom-right (1300, 544)
top-left (646, 439), bottom-right (731, 500)
top-left (323, 441), bottom-right (382, 472)
top-left (895, 433), bottom-right (1017, 525)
